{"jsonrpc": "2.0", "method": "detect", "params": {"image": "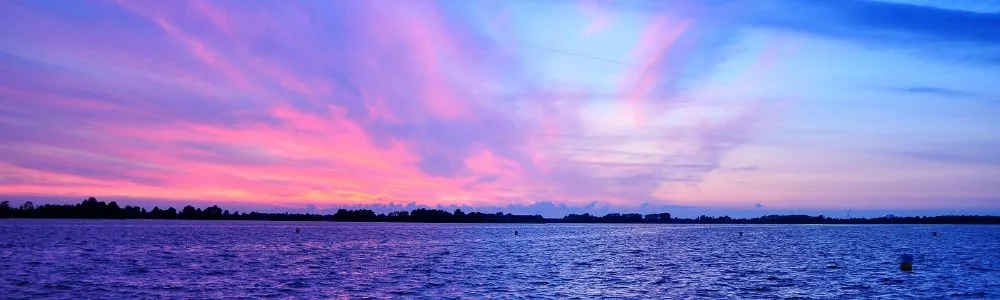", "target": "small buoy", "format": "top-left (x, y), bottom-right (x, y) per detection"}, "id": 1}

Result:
top-left (826, 262), bottom-right (839, 269)
top-left (738, 231), bottom-right (743, 236)
top-left (899, 254), bottom-right (914, 271)
top-left (932, 231), bottom-right (938, 236)
top-left (514, 230), bottom-right (519, 236)
top-left (295, 228), bottom-right (301, 233)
